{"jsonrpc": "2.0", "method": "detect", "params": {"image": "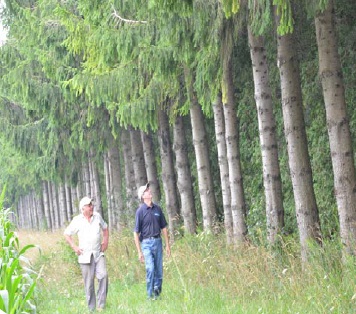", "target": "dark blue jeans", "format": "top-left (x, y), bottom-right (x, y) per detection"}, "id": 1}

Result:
top-left (141, 238), bottom-right (163, 298)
